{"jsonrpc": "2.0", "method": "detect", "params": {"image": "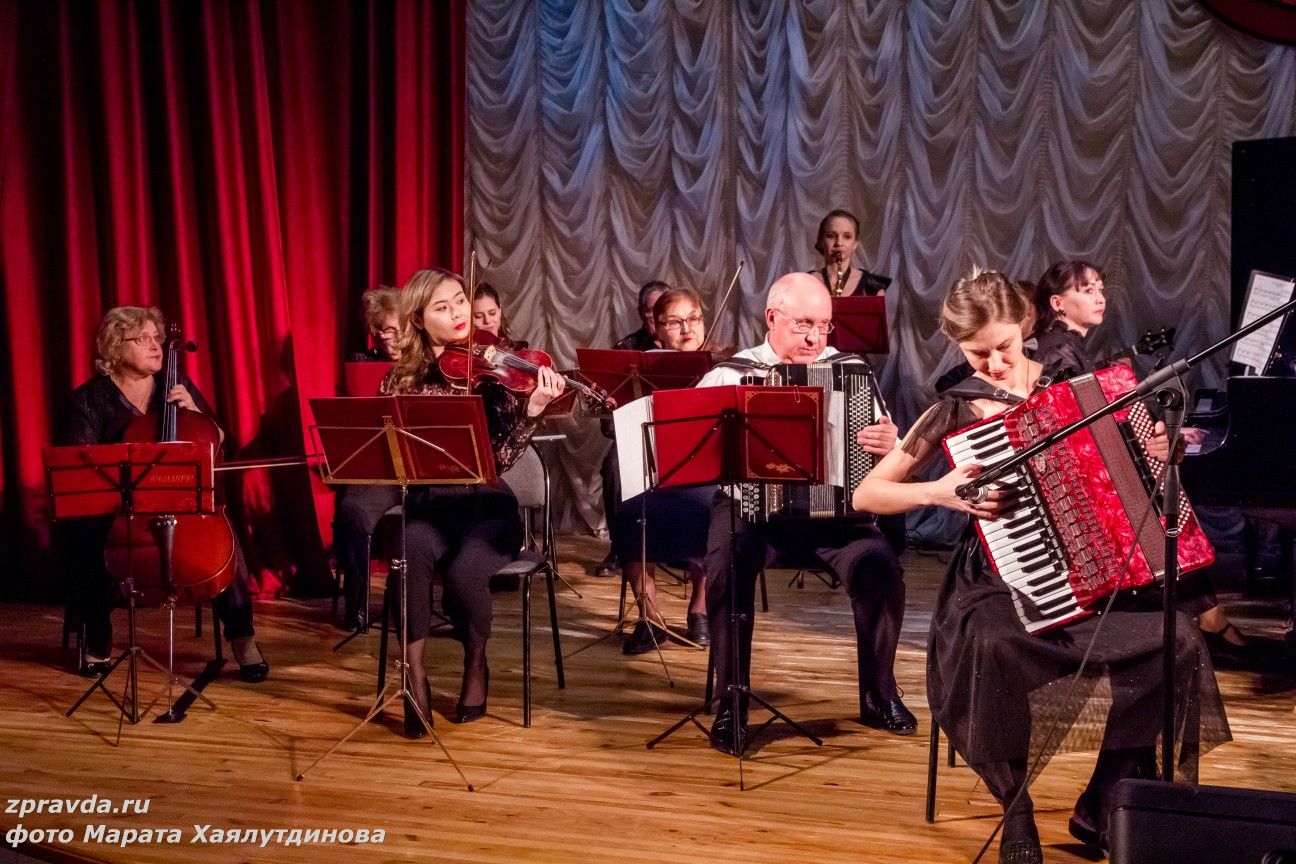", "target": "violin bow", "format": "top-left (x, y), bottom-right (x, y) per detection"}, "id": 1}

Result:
top-left (466, 249), bottom-right (479, 388)
top-left (699, 260), bottom-right (744, 352)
